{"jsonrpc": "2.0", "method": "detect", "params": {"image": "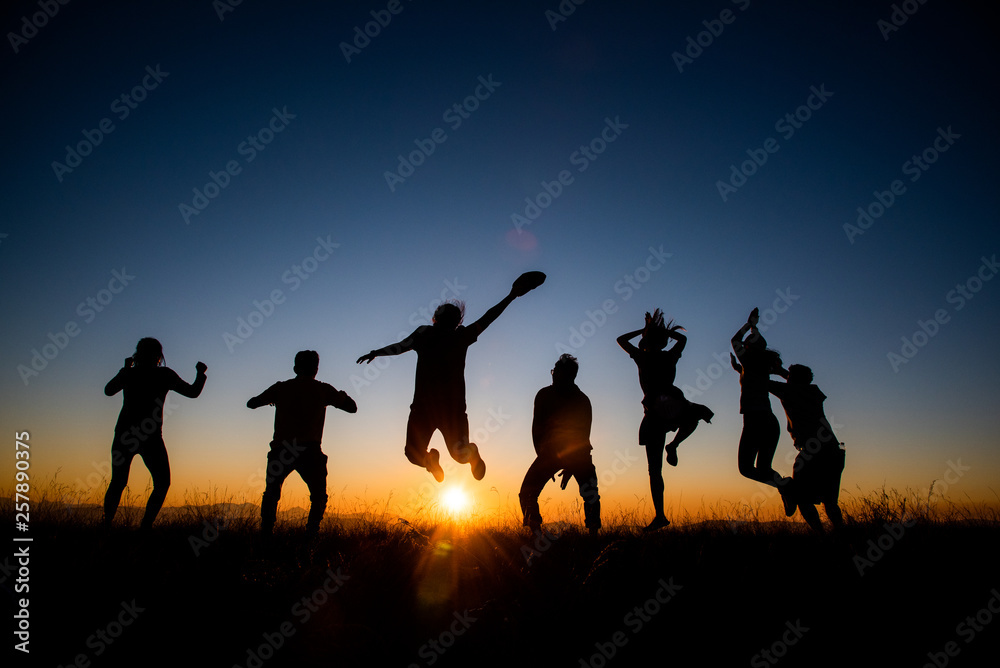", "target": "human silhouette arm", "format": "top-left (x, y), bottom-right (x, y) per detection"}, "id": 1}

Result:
top-left (731, 308), bottom-right (760, 358)
top-left (667, 325), bottom-right (687, 355)
top-left (357, 327), bottom-right (425, 364)
top-left (617, 328), bottom-right (643, 356)
top-left (104, 357), bottom-right (133, 396)
top-left (173, 362), bottom-right (207, 399)
top-left (729, 353), bottom-right (743, 374)
top-left (466, 290), bottom-right (517, 338)
top-left (329, 388), bottom-right (358, 414)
